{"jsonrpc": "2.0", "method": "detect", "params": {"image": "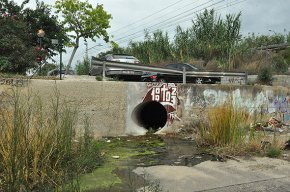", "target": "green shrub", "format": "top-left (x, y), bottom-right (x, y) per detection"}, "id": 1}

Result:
top-left (266, 146), bottom-right (281, 158)
top-left (95, 75), bottom-right (103, 81)
top-left (257, 66), bottom-right (273, 85)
